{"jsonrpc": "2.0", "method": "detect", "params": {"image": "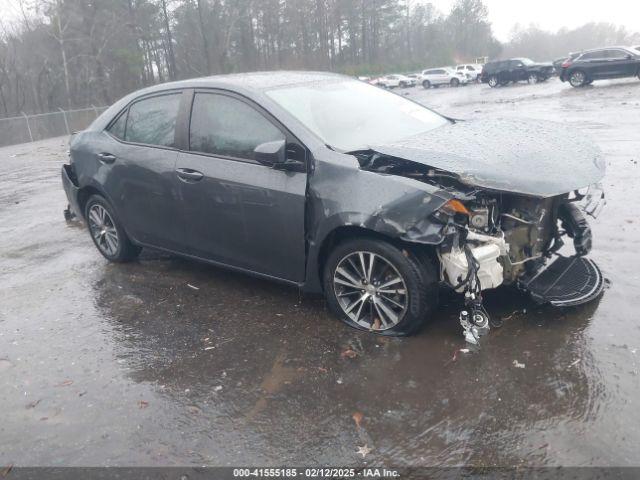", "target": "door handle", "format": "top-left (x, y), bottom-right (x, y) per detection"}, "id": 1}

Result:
top-left (97, 152), bottom-right (116, 164)
top-left (175, 168), bottom-right (204, 182)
